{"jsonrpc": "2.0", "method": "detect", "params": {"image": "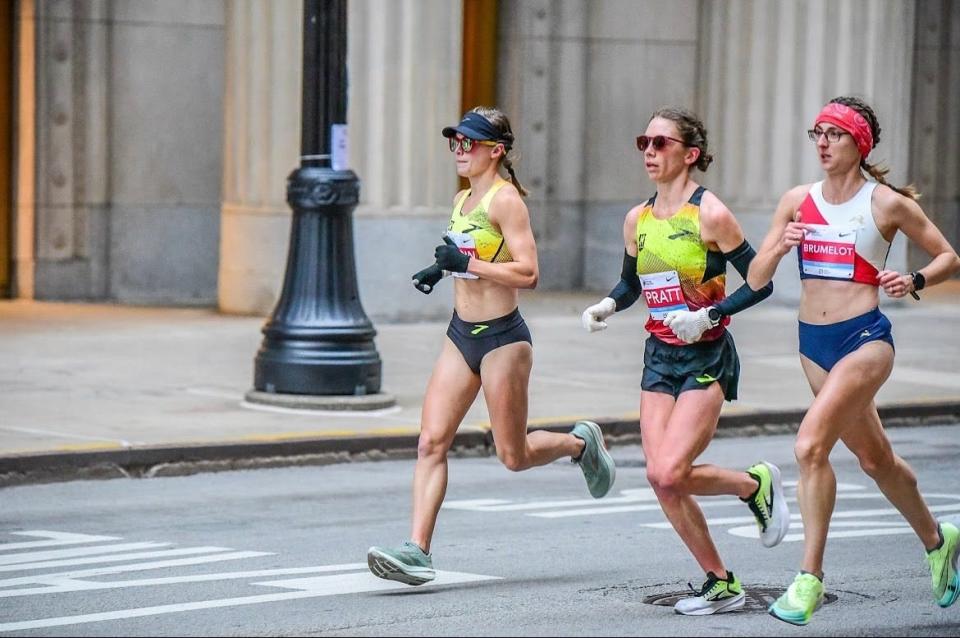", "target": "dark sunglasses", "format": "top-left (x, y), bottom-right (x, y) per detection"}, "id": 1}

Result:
top-left (636, 135), bottom-right (688, 152)
top-left (448, 137), bottom-right (499, 153)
